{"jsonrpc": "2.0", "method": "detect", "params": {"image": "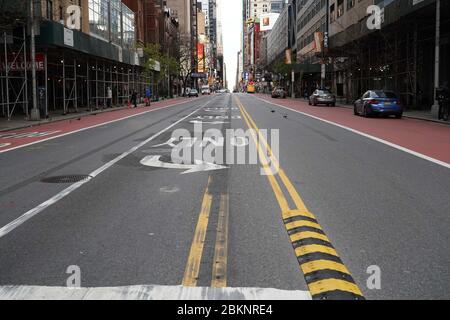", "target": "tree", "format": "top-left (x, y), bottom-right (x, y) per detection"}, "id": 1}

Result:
top-left (179, 44), bottom-right (197, 96)
top-left (272, 59), bottom-right (294, 78)
top-left (141, 43), bottom-right (179, 97)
